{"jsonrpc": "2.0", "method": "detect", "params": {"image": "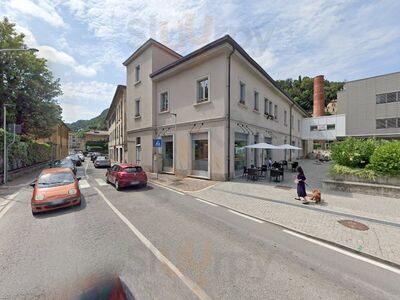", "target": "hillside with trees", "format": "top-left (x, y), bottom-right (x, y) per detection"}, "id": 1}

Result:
top-left (67, 108), bottom-right (109, 132)
top-left (276, 76), bottom-right (344, 113)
